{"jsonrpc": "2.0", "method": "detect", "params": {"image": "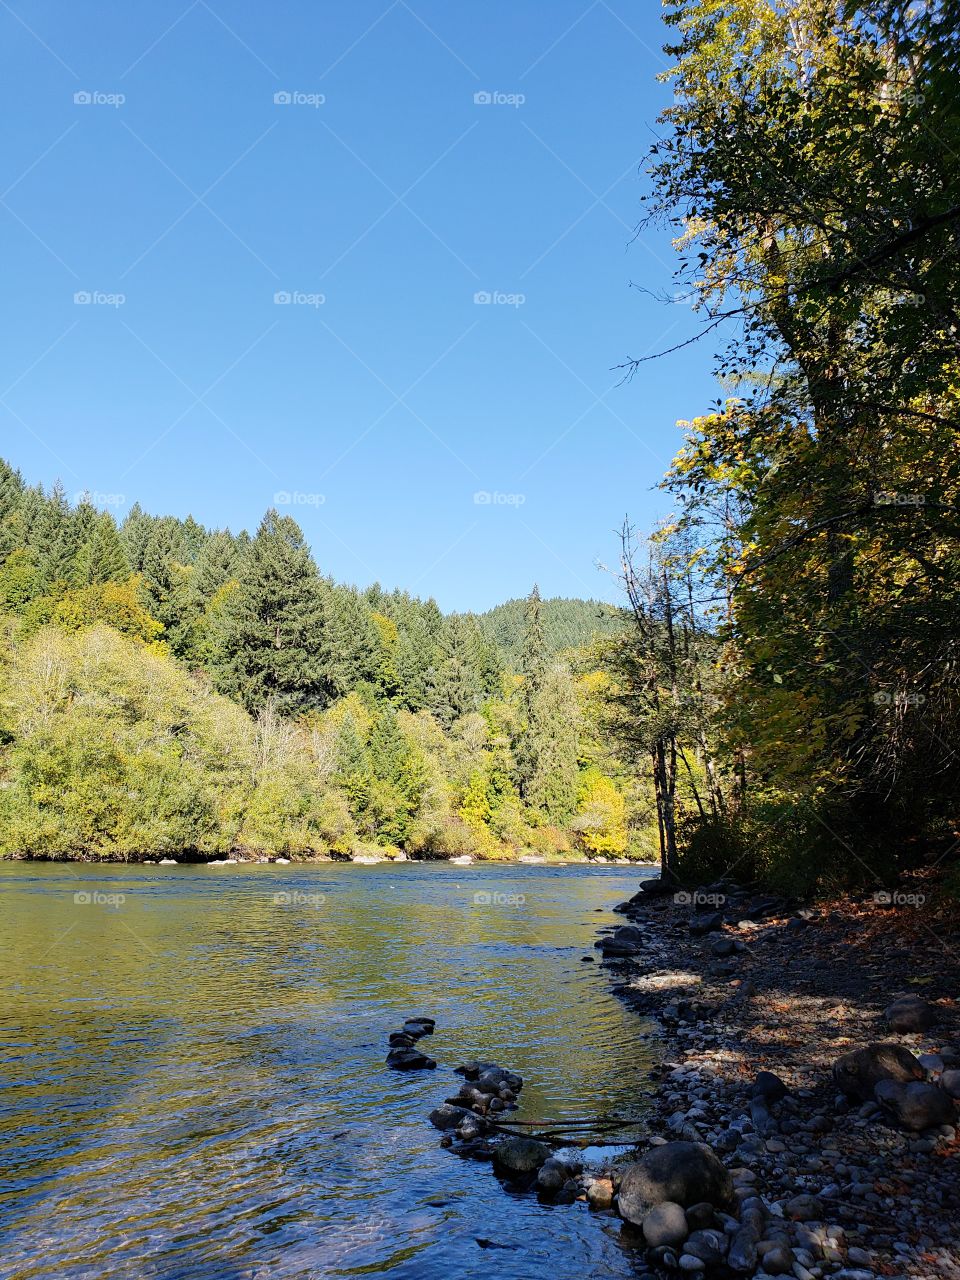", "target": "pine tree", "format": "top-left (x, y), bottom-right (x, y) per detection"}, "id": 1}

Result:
top-left (516, 585), bottom-right (548, 795)
top-left (526, 667), bottom-right (580, 824)
top-left (212, 510), bottom-right (331, 715)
